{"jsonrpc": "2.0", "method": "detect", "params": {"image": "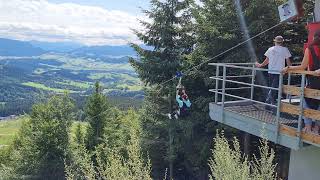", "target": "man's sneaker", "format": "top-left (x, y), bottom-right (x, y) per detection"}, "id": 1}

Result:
top-left (174, 114), bottom-right (178, 119)
top-left (168, 113), bottom-right (172, 120)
